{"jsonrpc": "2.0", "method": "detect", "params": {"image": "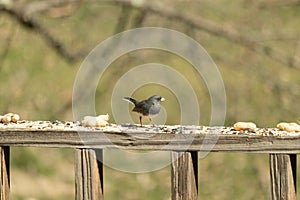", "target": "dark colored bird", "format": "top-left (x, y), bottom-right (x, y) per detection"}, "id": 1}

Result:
top-left (123, 95), bottom-right (165, 126)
